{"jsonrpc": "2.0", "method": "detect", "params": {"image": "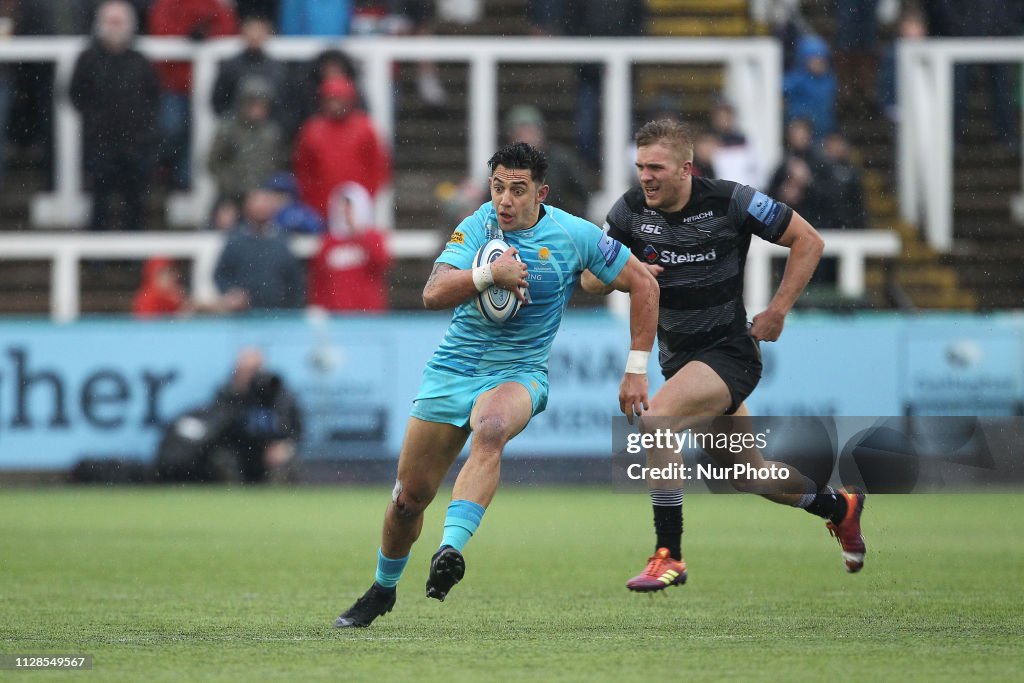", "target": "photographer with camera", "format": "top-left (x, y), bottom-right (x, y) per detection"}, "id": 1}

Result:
top-left (155, 347), bottom-right (303, 484)
top-left (211, 347), bottom-right (303, 483)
